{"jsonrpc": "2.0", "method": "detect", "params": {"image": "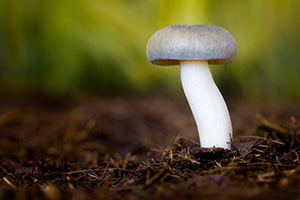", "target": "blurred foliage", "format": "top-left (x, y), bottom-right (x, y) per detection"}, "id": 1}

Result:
top-left (0, 0), bottom-right (299, 98)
